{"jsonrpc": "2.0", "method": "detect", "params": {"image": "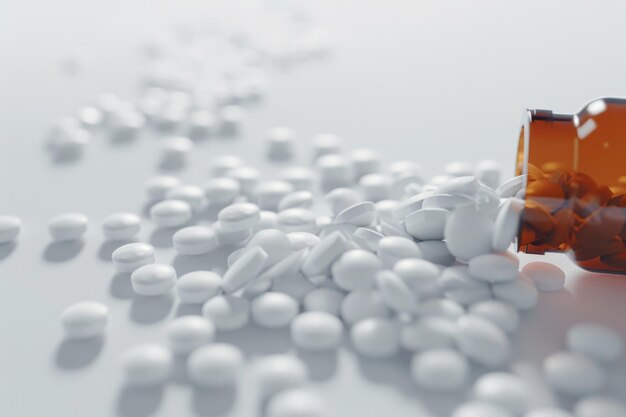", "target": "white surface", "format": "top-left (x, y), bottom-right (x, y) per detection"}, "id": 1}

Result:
top-left (2, 1), bottom-right (626, 417)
